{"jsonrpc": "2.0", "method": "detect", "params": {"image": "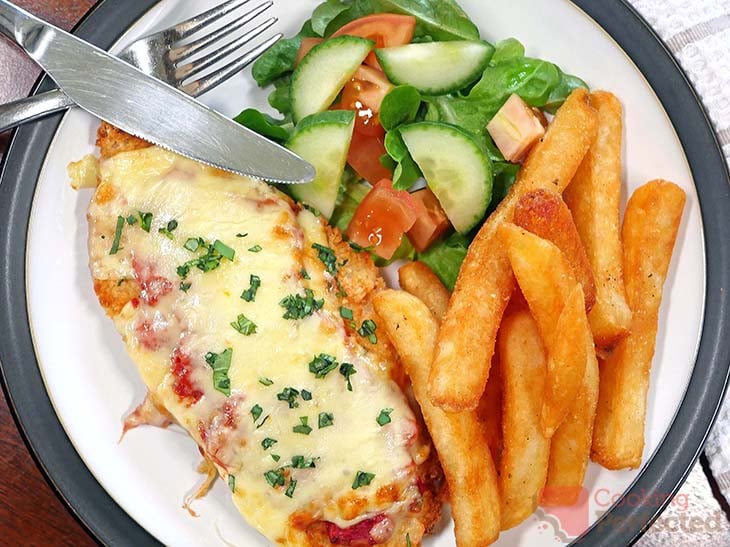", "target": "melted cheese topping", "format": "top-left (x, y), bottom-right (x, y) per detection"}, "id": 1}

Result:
top-left (87, 147), bottom-right (422, 544)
